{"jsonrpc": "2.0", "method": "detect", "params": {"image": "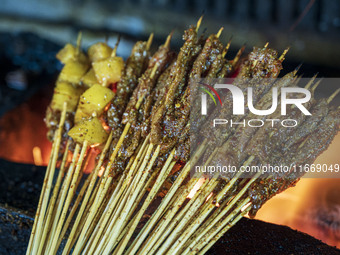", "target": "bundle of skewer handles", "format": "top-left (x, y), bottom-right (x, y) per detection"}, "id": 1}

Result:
top-left (26, 18), bottom-right (340, 255)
